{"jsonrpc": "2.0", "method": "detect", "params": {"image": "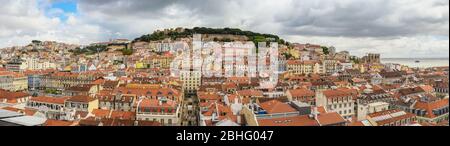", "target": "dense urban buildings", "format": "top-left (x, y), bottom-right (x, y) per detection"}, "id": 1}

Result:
top-left (0, 28), bottom-right (448, 126)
